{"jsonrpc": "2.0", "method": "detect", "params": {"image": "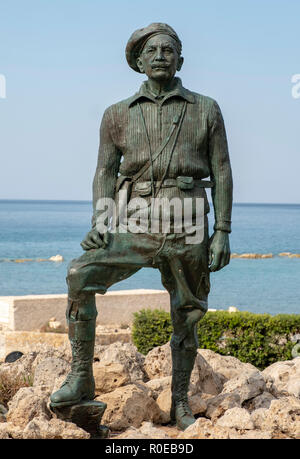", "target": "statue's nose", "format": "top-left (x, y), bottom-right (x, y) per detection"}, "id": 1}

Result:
top-left (154, 48), bottom-right (165, 61)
